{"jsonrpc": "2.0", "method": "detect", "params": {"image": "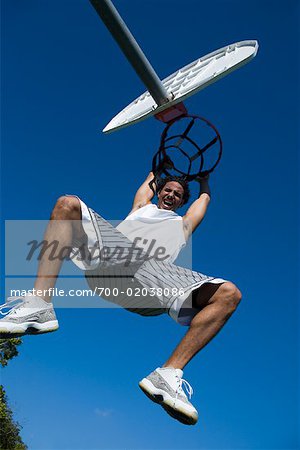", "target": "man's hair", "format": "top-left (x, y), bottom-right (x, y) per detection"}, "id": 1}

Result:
top-left (157, 176), bottom-right (190, 206)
